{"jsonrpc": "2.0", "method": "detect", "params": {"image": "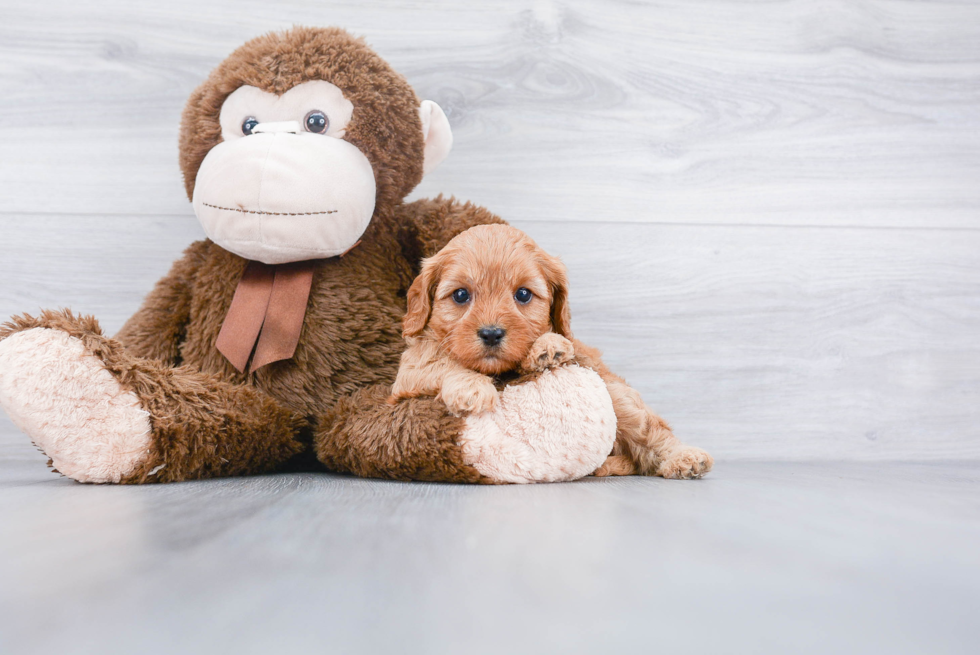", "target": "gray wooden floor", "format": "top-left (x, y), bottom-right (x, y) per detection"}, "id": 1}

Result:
top-left (1, 427), bottom-right (978, 654)
top-left (2, 1), bottom-right (979, 653)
